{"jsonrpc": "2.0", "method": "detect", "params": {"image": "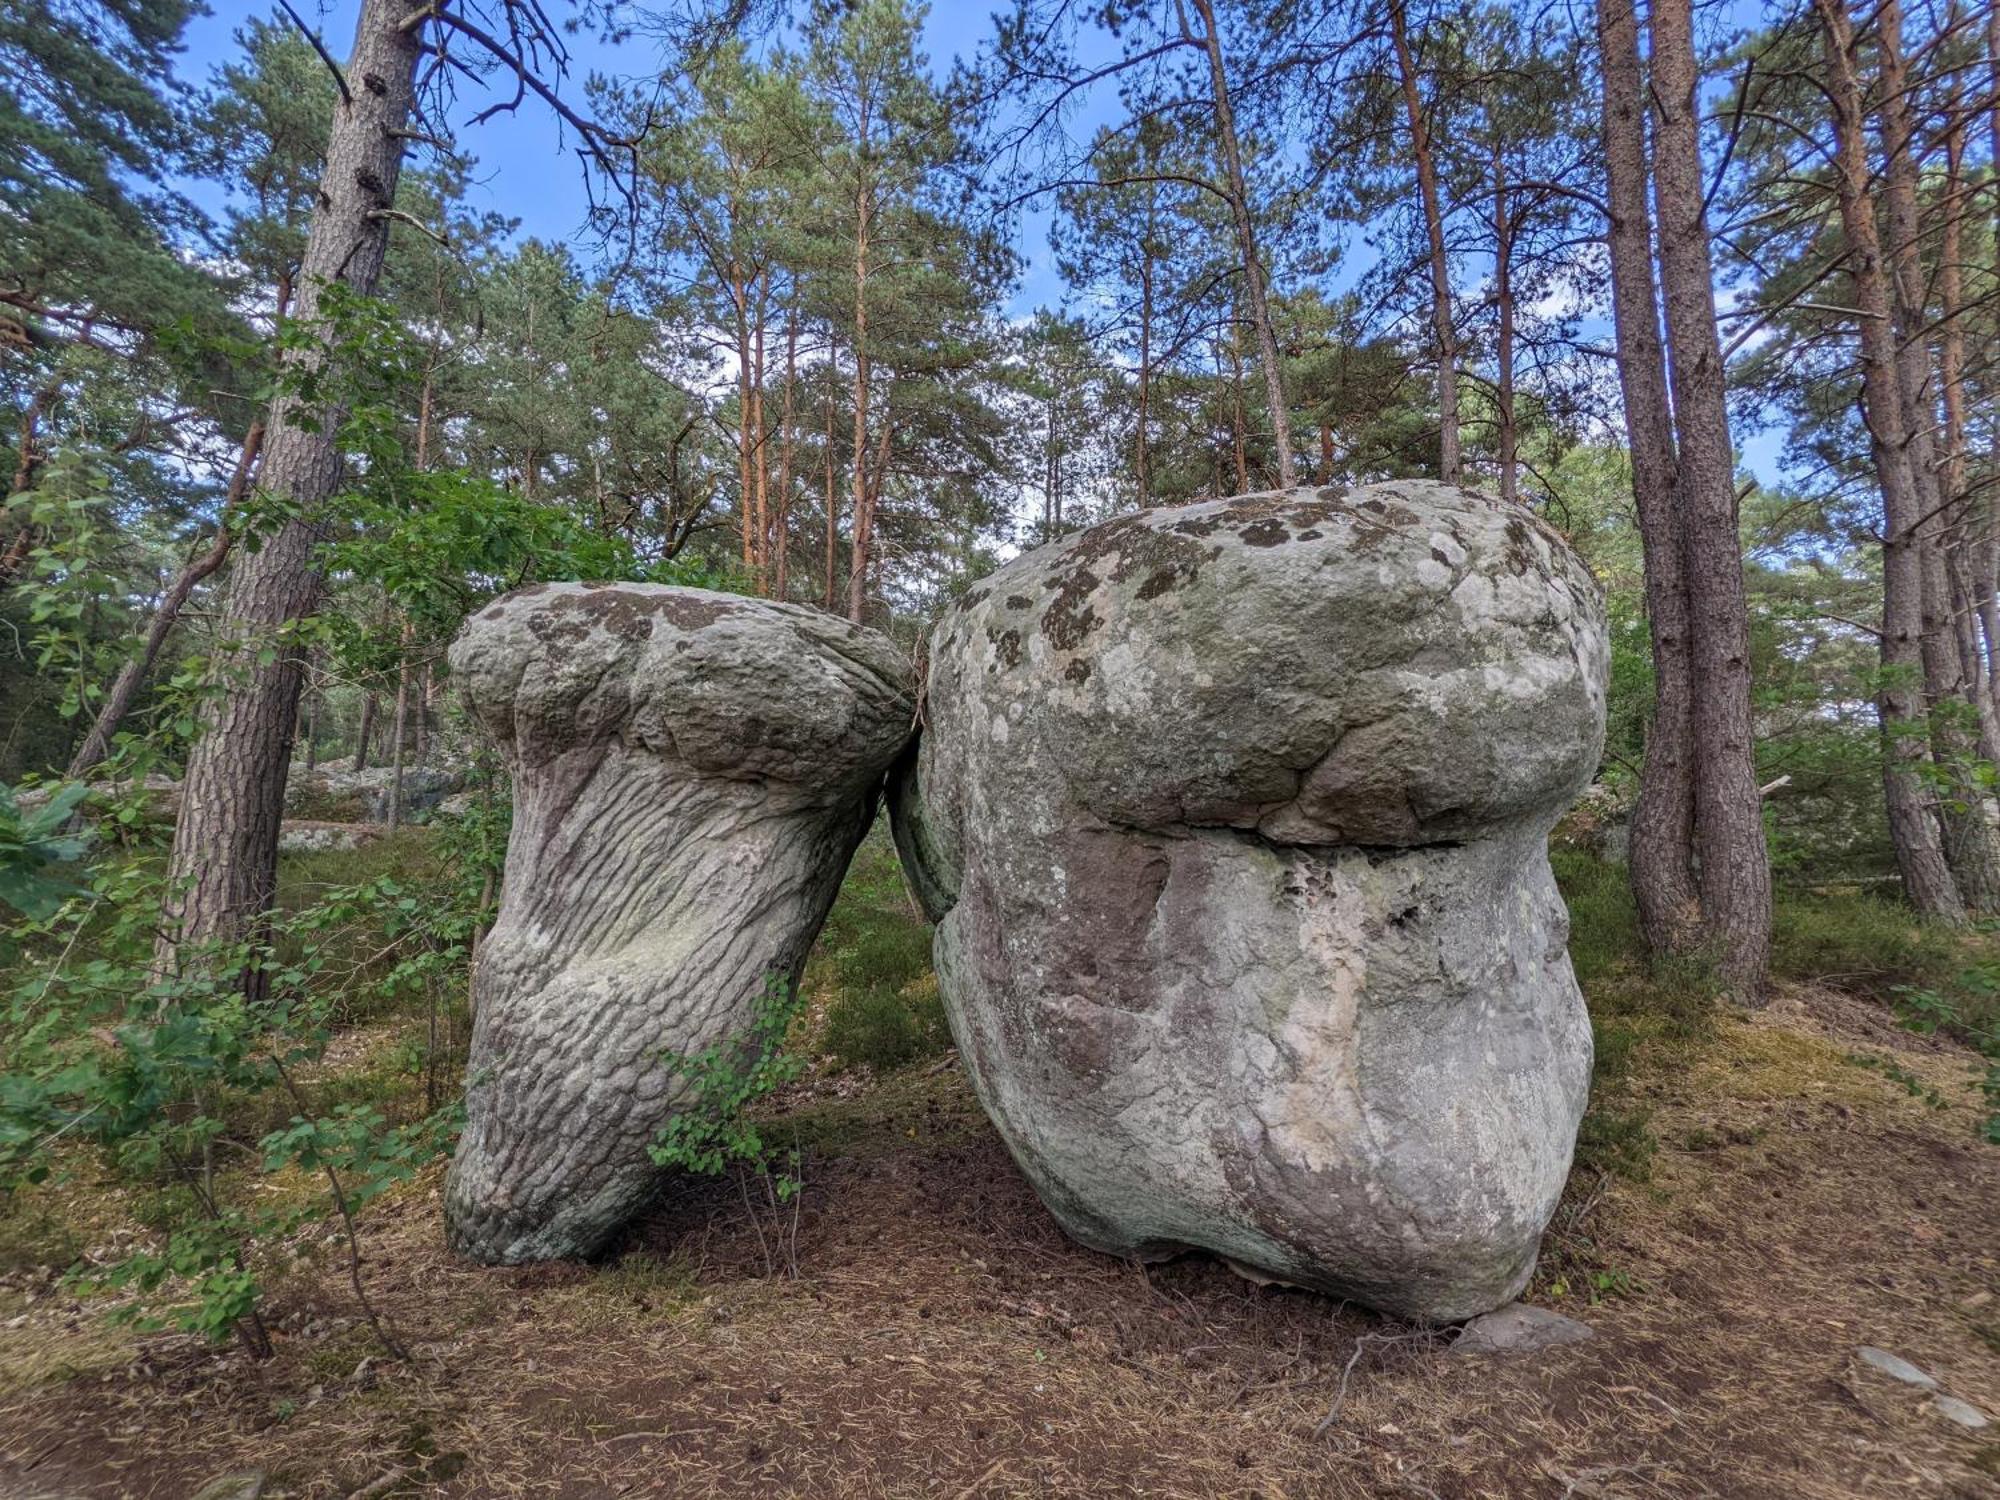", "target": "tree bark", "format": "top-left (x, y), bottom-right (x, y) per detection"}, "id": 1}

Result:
top-left (1982, 0), bottom-right (2000, 710)
top-left (1389, 0), bottom-right (1460, 485)
top-left (1596, 0), bottom-right (1702, 958)
top-left (1875, 0), bottom-right (2000, 913)
top-left (302, 656), bottom-right (320, 774)
top-left (154, 0), bottom-right (428, 985)
top-left (1491, 131), bottom-right (1517, 506)
top-left (388, 617), bottom-right (412, 832)
top-left (0, 380), bottom-right (62, 588)
top-left (414, 659), bottom-right (431, 767)
top-left (1650, 0), bottom-right (1773, 990)
top-left (1227, 304), bottom-right (1249, 495)
top-left (846, 165), bottom-right (875, 624)
top-left (773, 304), bottom-right (799, 600)
top-left (355, 690), bottom-right (376, 772)
top-left (1136, 179), bottom-right (1155, 506)
top-left (1189, 0), bottom-right (1294, 489)
top-left (1815, 0), bottom-right (1964, 918)
top-left (1934, 53), bottom-right (1998, 758)
top-left (752, 269), bottom-right (770, 594)
top-left (823, 349), bottom-right (840, 613)
top-left (732, 261), bottom-right (754, 582)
